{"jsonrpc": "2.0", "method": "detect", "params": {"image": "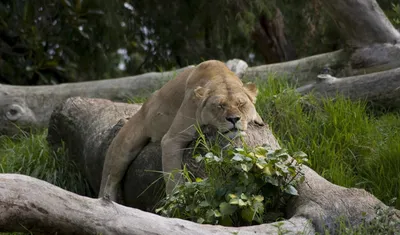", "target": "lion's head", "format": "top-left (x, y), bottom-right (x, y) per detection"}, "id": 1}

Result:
top-left (194, 81), bottom-right (264, 135)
